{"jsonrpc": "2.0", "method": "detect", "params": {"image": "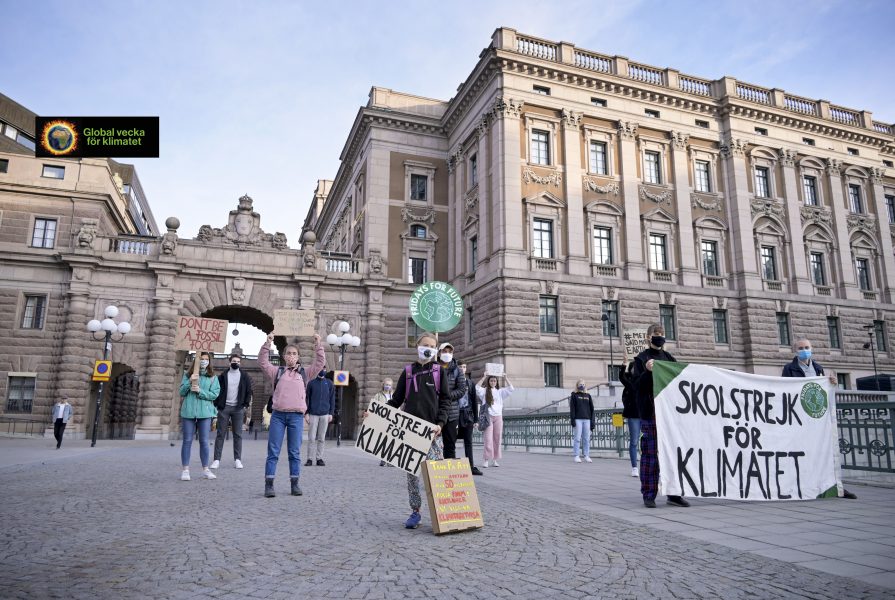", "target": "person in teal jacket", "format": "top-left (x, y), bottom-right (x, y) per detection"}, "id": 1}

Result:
top-left (179, 352), bottom-right (221, 481)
